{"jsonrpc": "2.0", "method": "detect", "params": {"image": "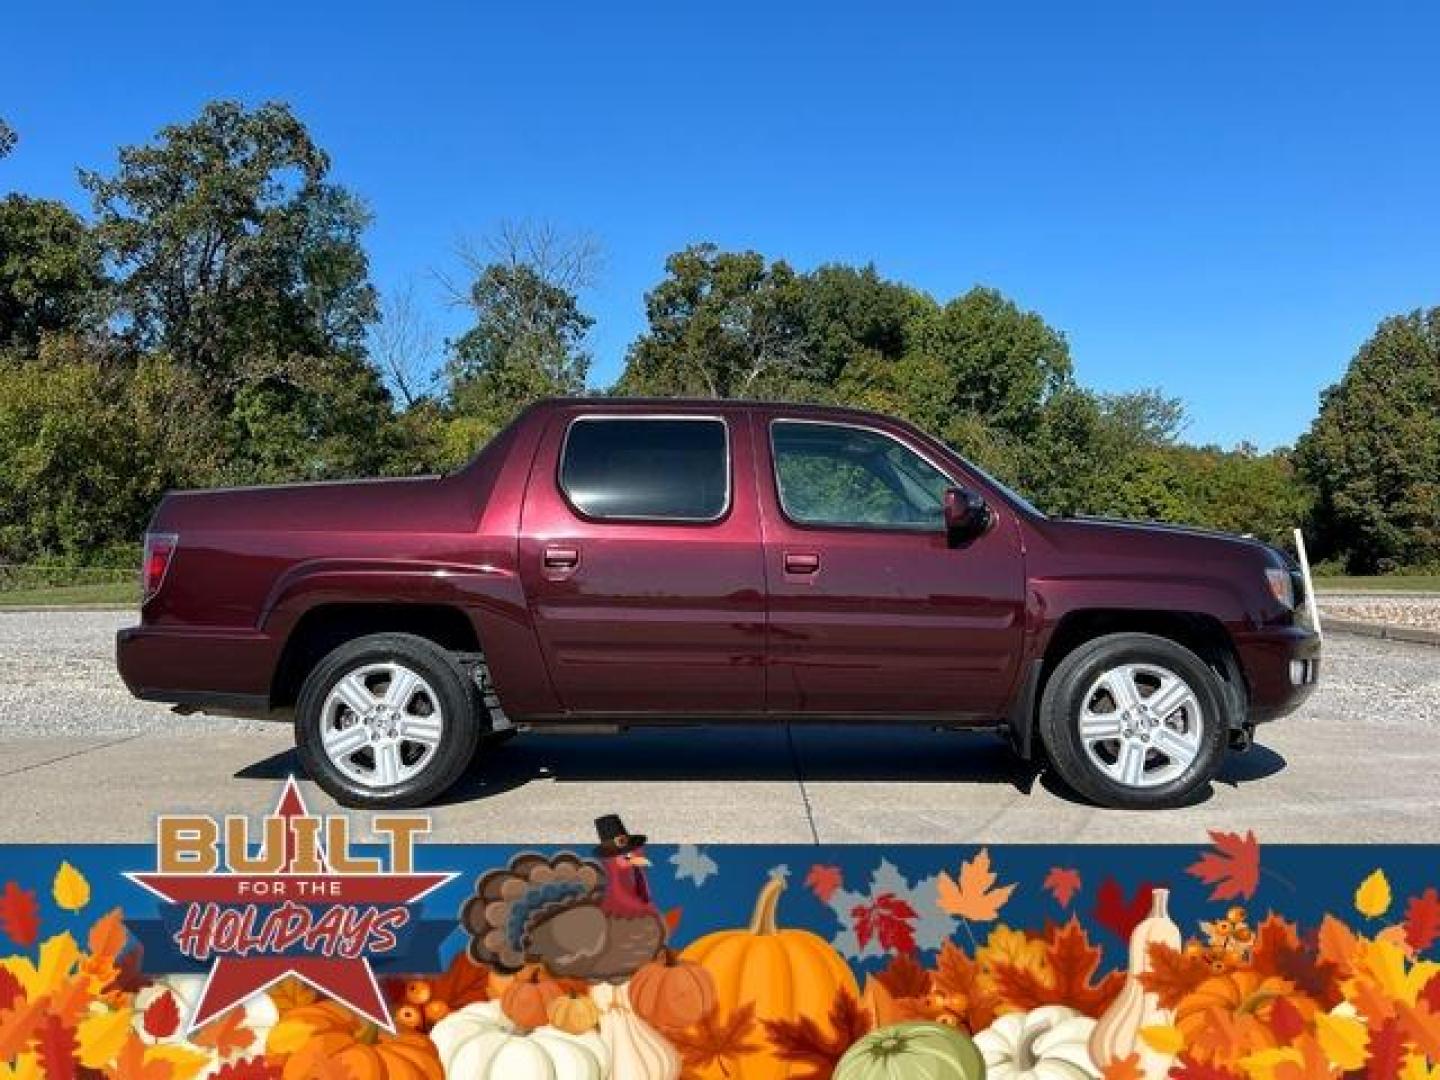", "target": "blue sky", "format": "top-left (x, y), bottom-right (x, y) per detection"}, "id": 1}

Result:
top-left (3, 1), bottom-right (1436, 449)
